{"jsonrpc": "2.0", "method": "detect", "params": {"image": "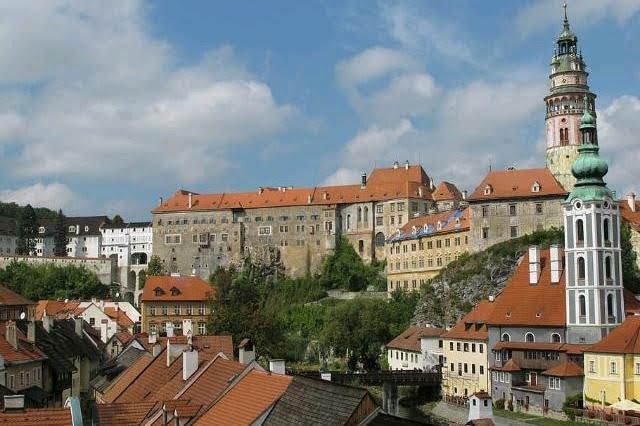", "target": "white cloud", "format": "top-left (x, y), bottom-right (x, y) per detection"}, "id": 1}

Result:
top-left (515, 0), bottom-right (640, 37)
top-left (0, 1), bottom-right (295, 185)
top-left (0, 182), bottom-right (76, 210)
top-left (335, 46), bottom-right (420, 88)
